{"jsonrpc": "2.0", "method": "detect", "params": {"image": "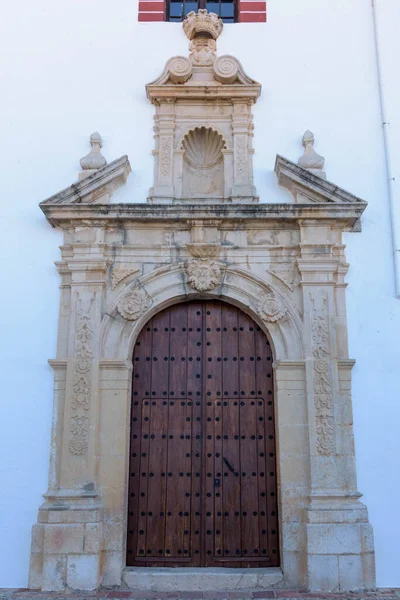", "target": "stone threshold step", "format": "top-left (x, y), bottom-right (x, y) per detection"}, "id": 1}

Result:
top-left (122, 568), bottom-right (283, 592)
